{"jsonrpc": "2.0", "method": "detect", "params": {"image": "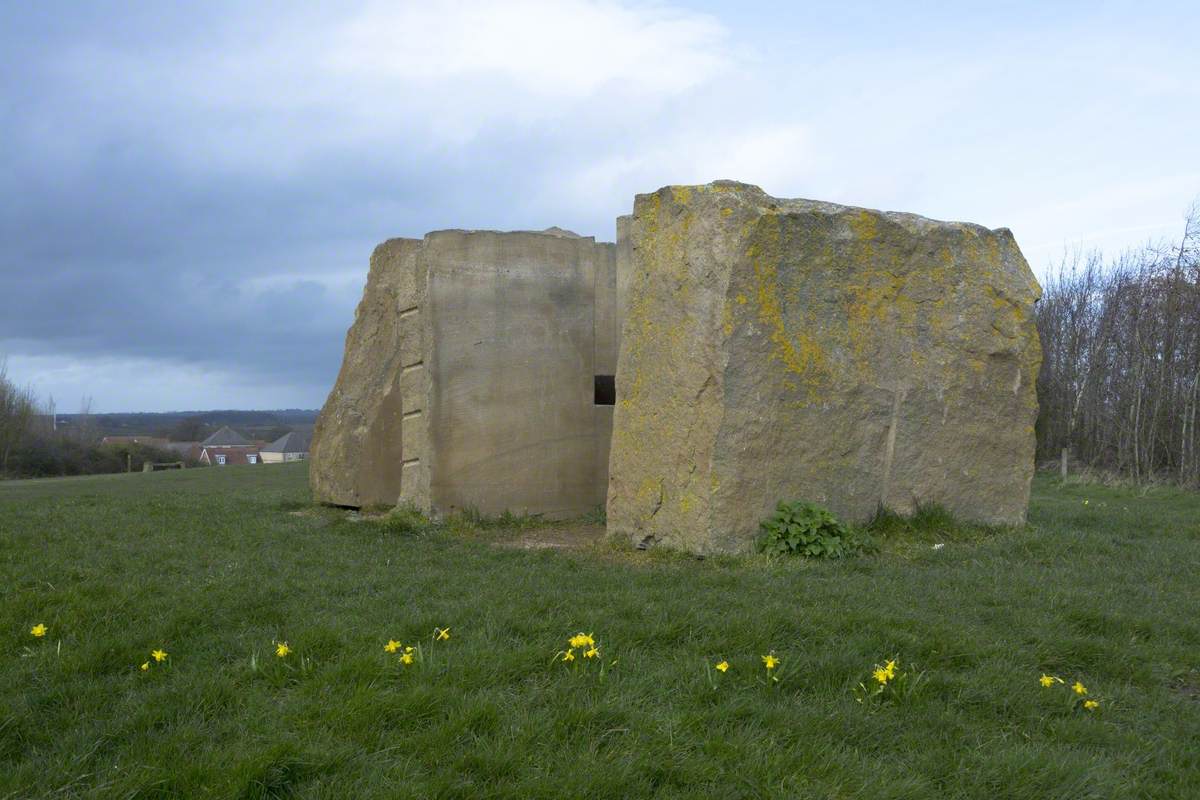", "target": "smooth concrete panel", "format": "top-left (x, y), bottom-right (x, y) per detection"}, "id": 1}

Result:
top-left (314, 227), bottom-right (618, 517)
top-left (426, 230), bottom-right (608, 518)
top-left (594, 243), bottom-right (618, 376)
